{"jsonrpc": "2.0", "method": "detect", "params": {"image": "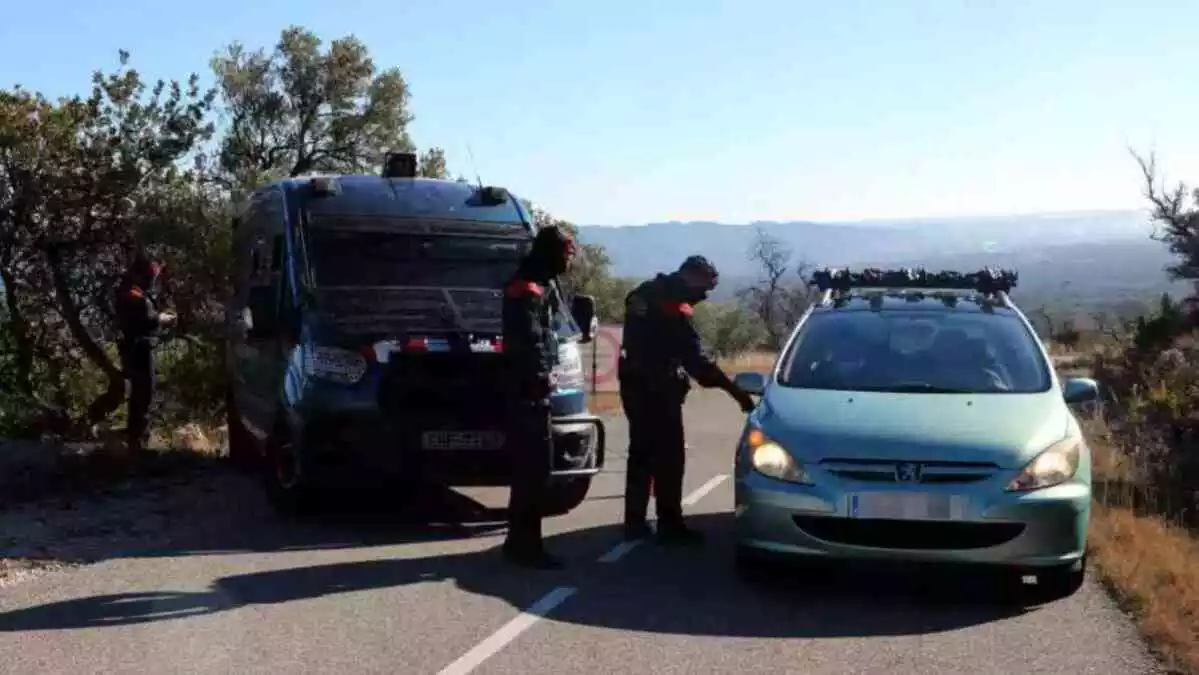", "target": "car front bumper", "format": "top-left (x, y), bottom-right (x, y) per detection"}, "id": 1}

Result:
top-left (734, 471), bottom-right (1090, 570)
